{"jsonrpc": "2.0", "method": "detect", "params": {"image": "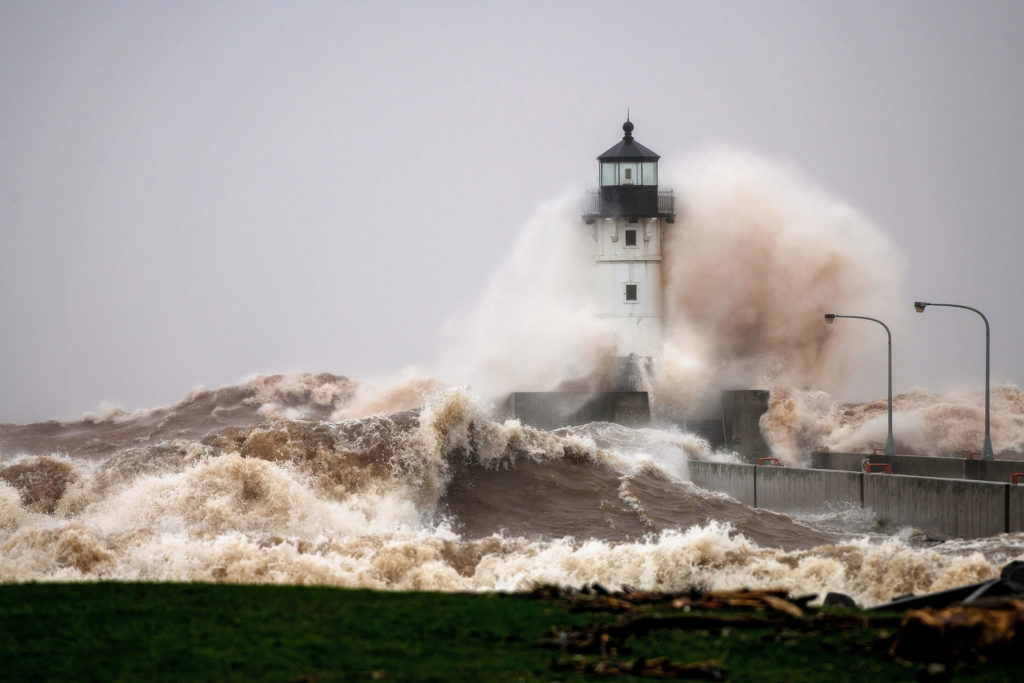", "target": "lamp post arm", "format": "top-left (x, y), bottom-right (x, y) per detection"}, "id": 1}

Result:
top-left (915, 302), bottom-right (993, 459)
top-left (828, 314), bottom-right (894, 455)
